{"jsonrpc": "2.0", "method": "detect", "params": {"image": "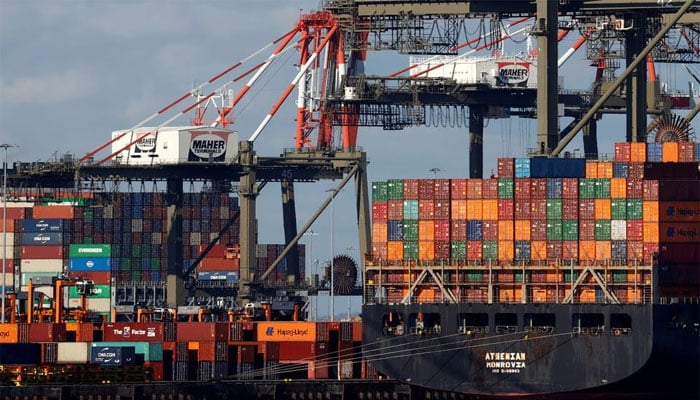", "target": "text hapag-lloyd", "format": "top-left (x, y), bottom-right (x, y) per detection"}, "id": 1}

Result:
top-left (112, 327), bottom-right (157, 337)
top-left (276, 328), bottom-right (310, 337)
